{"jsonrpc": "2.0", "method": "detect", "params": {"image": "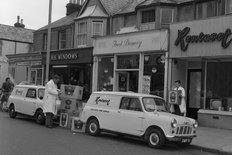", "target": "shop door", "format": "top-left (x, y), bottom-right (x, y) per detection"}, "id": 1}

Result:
top-left (187, 69), bottom-right (202, 119)
top-left (30, 70), bottom-right (36, 85)
top-left (117, 72), bottom-right (138, 92)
